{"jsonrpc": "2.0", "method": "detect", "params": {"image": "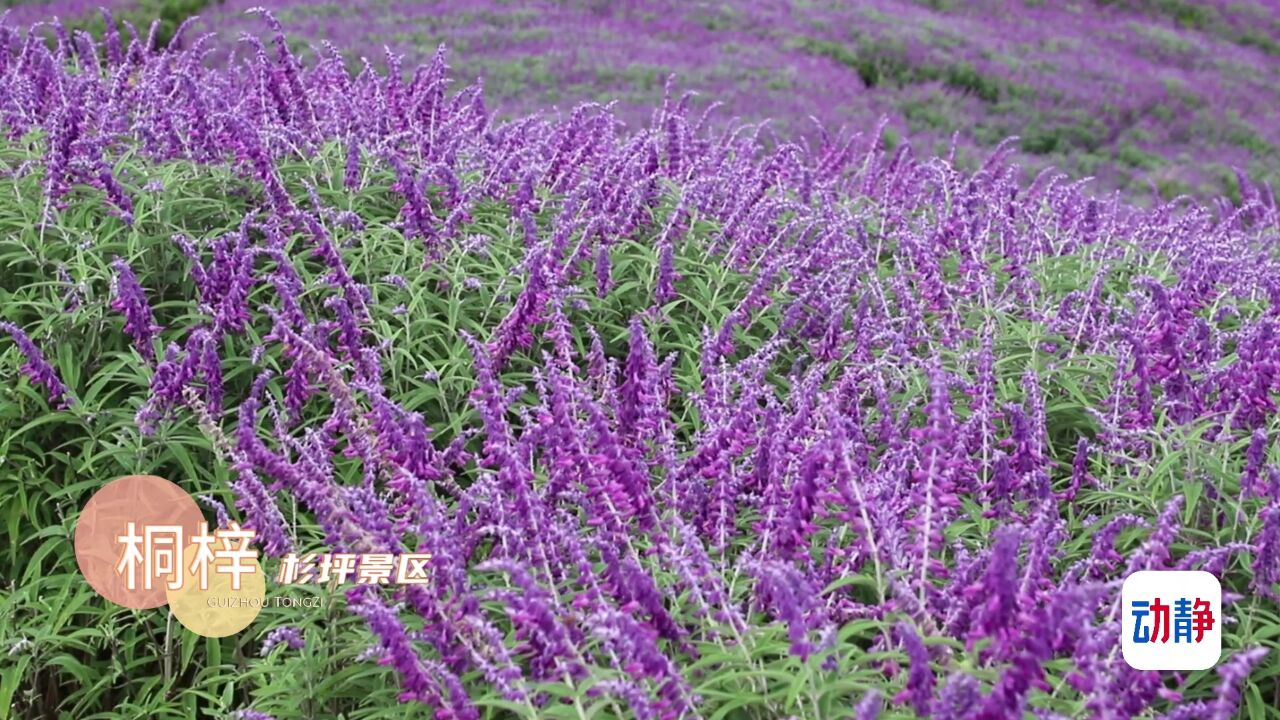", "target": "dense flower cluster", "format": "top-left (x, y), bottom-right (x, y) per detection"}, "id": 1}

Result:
top-left (188, 0), bottom-right (1280, 198)
top-left (1, 9), bottom-right (1277, 719)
